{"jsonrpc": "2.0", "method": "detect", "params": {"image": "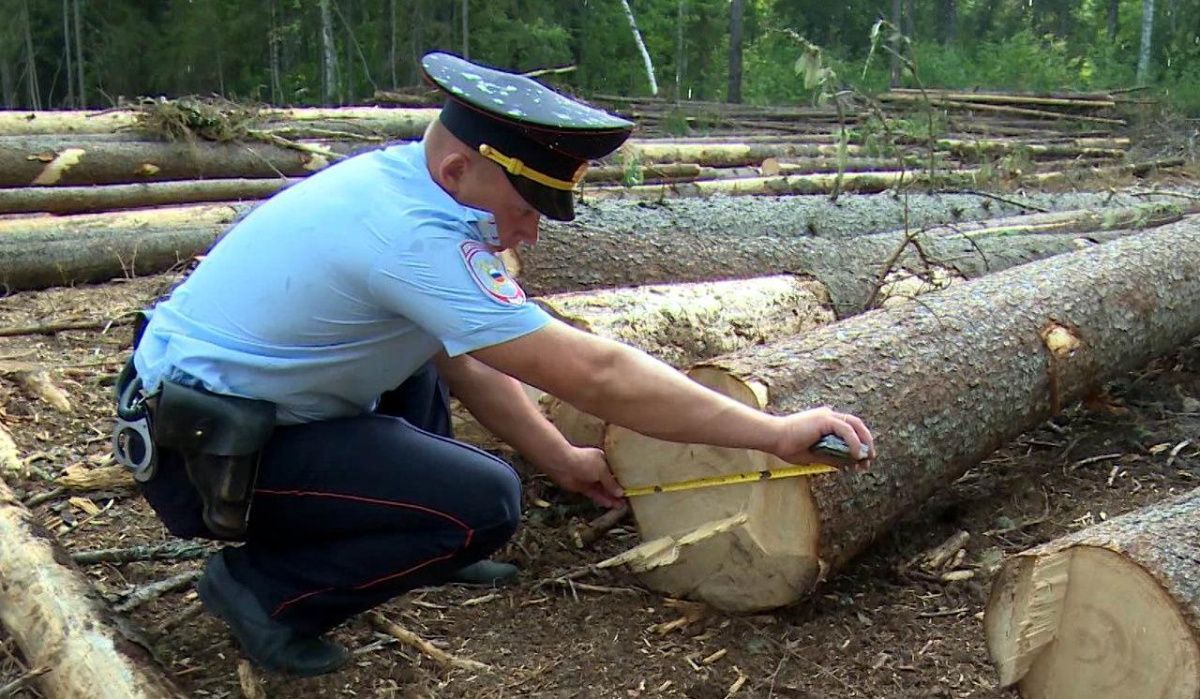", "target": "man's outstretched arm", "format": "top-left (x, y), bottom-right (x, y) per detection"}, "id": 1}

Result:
top-left (469, 320), bottom-right (874, 468)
